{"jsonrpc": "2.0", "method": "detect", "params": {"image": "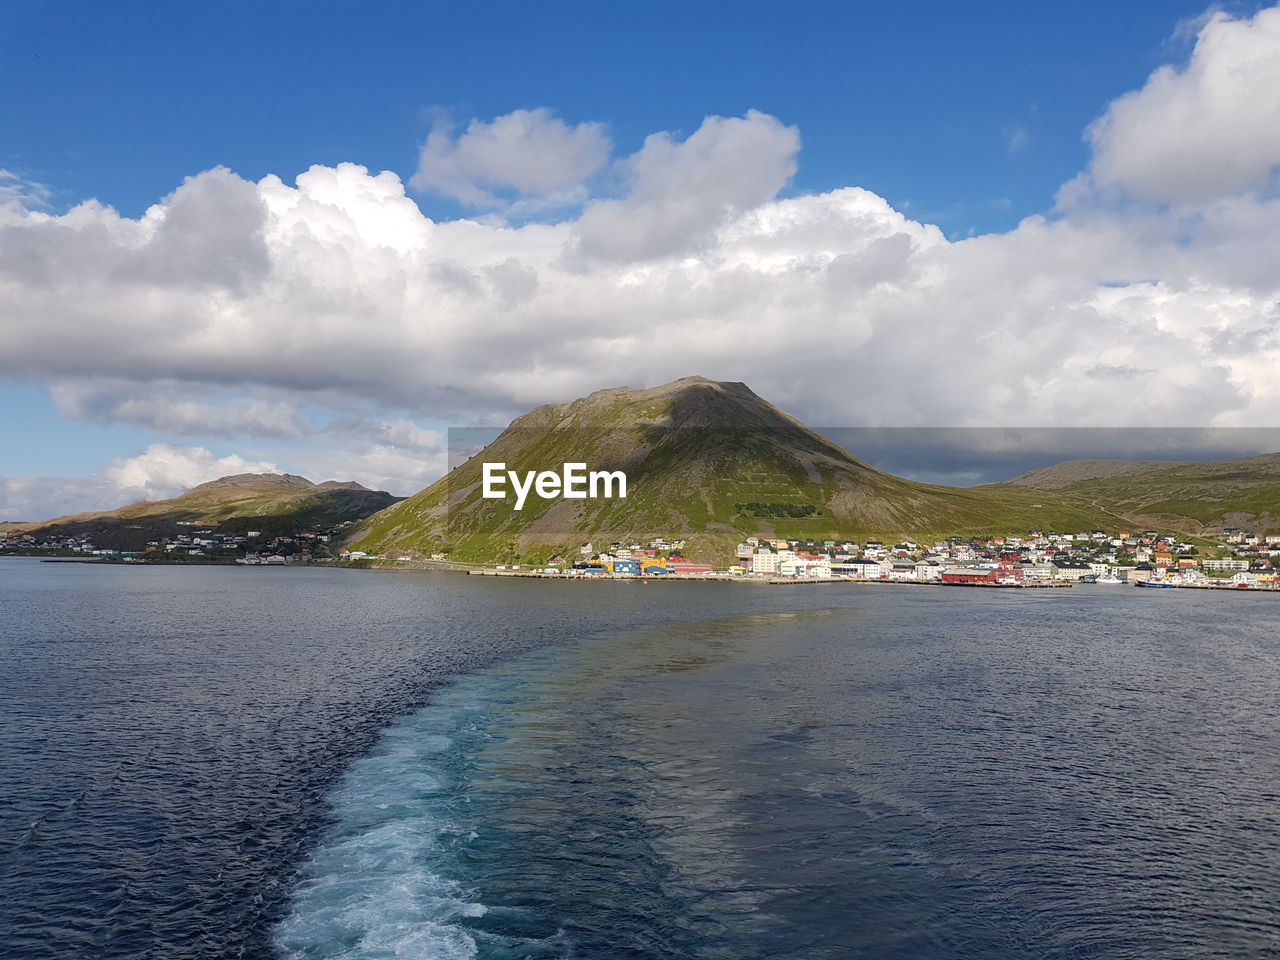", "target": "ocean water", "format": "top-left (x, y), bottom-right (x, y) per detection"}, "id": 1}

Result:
top-left (3, 559), bottom-right (1279, 958)
top-left (0, 560), bottom-right (766, 958)
top-left (272, 588), bottom-right (1280, 959)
